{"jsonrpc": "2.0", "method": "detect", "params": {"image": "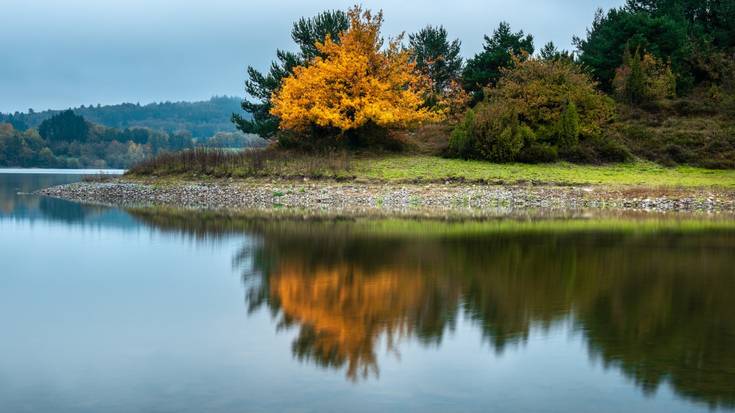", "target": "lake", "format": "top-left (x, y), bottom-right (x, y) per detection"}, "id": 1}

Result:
top-left (1, 170), bottom-right (734, 413)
